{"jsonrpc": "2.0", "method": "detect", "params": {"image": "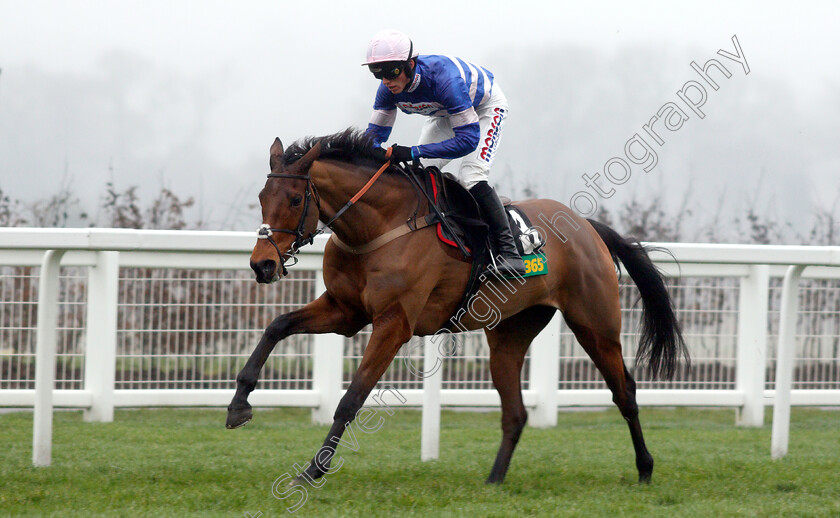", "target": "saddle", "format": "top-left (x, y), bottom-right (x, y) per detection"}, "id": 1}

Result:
top-left (411, 165), bottom-right (545, 258)
top-left (414, 166), bottom-right (487, 258)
